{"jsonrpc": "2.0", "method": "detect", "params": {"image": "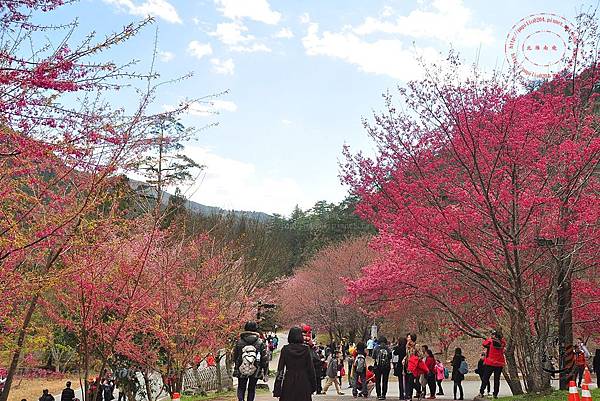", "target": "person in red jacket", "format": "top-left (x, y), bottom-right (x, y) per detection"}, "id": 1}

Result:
top-left (357, 366), bottom-right (376, 397)
top-left (574, 345), bottom-right (587, 387)
top-left (477, 329), bottom-right (506, 399)
top-left (424, 349), bottom-right (437, 399)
